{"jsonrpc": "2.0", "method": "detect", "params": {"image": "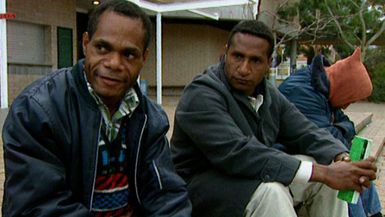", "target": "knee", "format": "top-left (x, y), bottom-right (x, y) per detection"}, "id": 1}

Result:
top-left (246, 182), bottom-right (295, 216)
top-left (260, 182), bottom-right (289, 197)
